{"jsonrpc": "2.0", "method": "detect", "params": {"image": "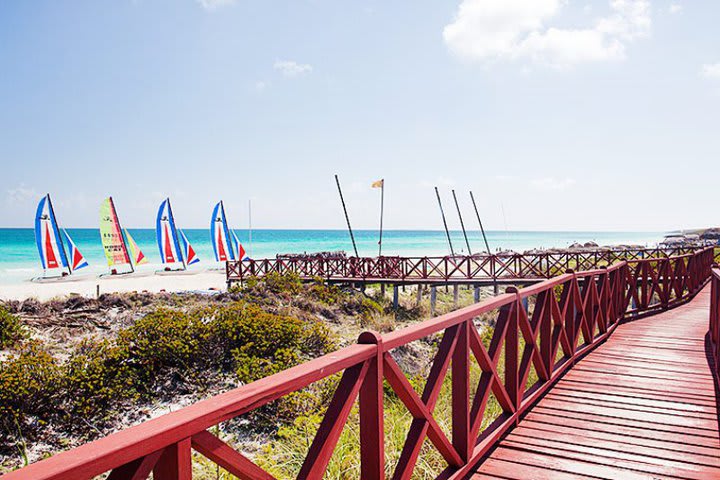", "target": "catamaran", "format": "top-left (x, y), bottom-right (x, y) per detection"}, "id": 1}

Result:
top-left (34, 194), bottom-right (89, 278)
top-left (99, 197), bottom-right (147, 275)
top-left (156, 198), bottom-right (199, 271)
top-left (210, 200), bottom-right (246, 263)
